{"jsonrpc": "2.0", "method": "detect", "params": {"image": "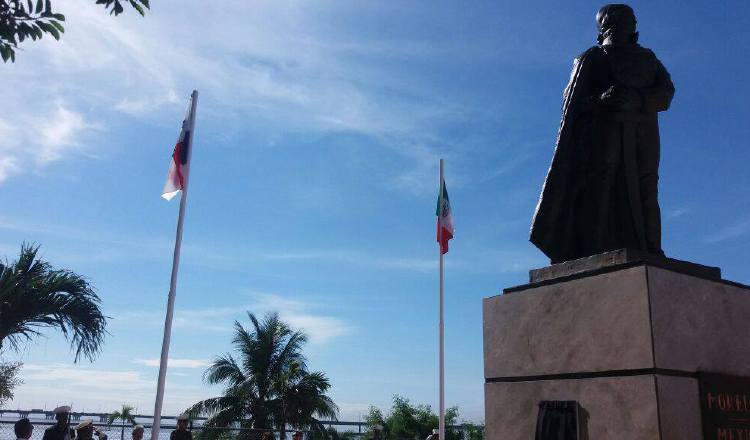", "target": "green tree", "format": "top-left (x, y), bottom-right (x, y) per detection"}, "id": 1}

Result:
top-left (461, 422), bottom-right (483, 440)
top-left (0, 244), bottom-right (108, 362)
top-left (107, 404), bottom-right (137, 440)
top-left (0, 362), bottom-right (22, 406)
top-left (187, 312), bottom-right (338, 440)
top-left (365, 397), bottom-right (460, 440)
top-left (0, 0), bottom-right (150, 62)
top-left (364, 405), bottom-right (385, 428)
